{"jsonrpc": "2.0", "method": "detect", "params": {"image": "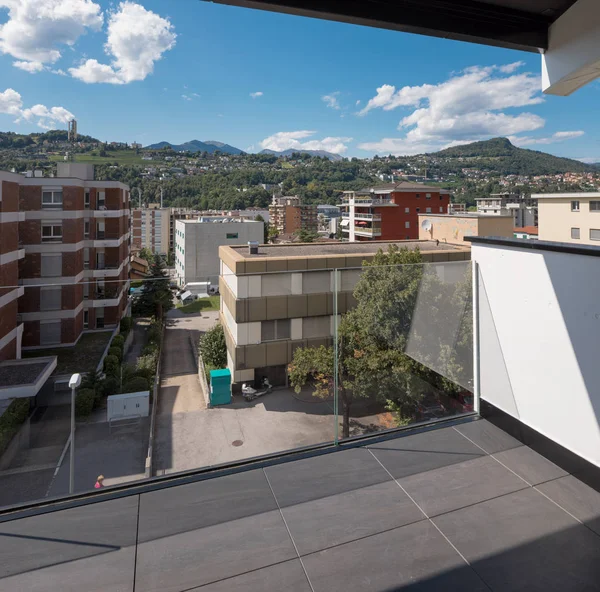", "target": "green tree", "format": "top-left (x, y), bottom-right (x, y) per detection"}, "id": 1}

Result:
top-left (138, 247), bottom-right (154, 264)
top-left (268, 225), bottom-right (279, 243)
top-left (199, 324), bottom-right (227, 369)
top-left (295, 228), bottom-right (318, 243)
top-left (255, 214), bottom-right (269, 244)
top-left (135, 257), bottom-right (173, 319)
